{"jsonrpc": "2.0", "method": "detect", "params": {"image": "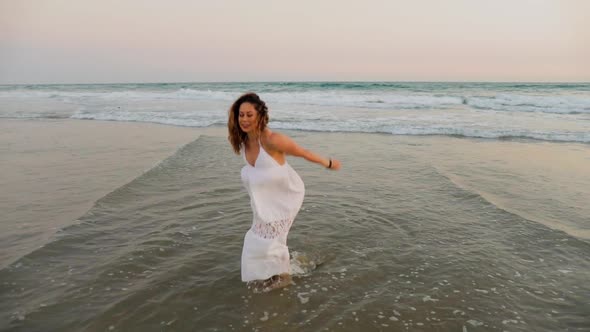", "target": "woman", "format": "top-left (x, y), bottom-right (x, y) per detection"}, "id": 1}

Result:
top-left (228, 92), bottom-right (341, 291)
